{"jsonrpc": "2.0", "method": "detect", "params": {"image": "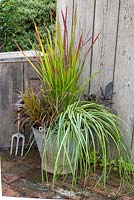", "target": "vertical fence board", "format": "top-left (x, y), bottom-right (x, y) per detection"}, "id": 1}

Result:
top-left (23, 62), bottom-right (40, 92)
top-left (113, 0), bottom-right (134, 156)
top-left (57, 0), bottom-right (74, 40)
top-left (74, 0), bottom-right (95, 93)
top-left (90, 0), bottom-right (119, 94)
top-left (23, 62), bottom-right (41, 139)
